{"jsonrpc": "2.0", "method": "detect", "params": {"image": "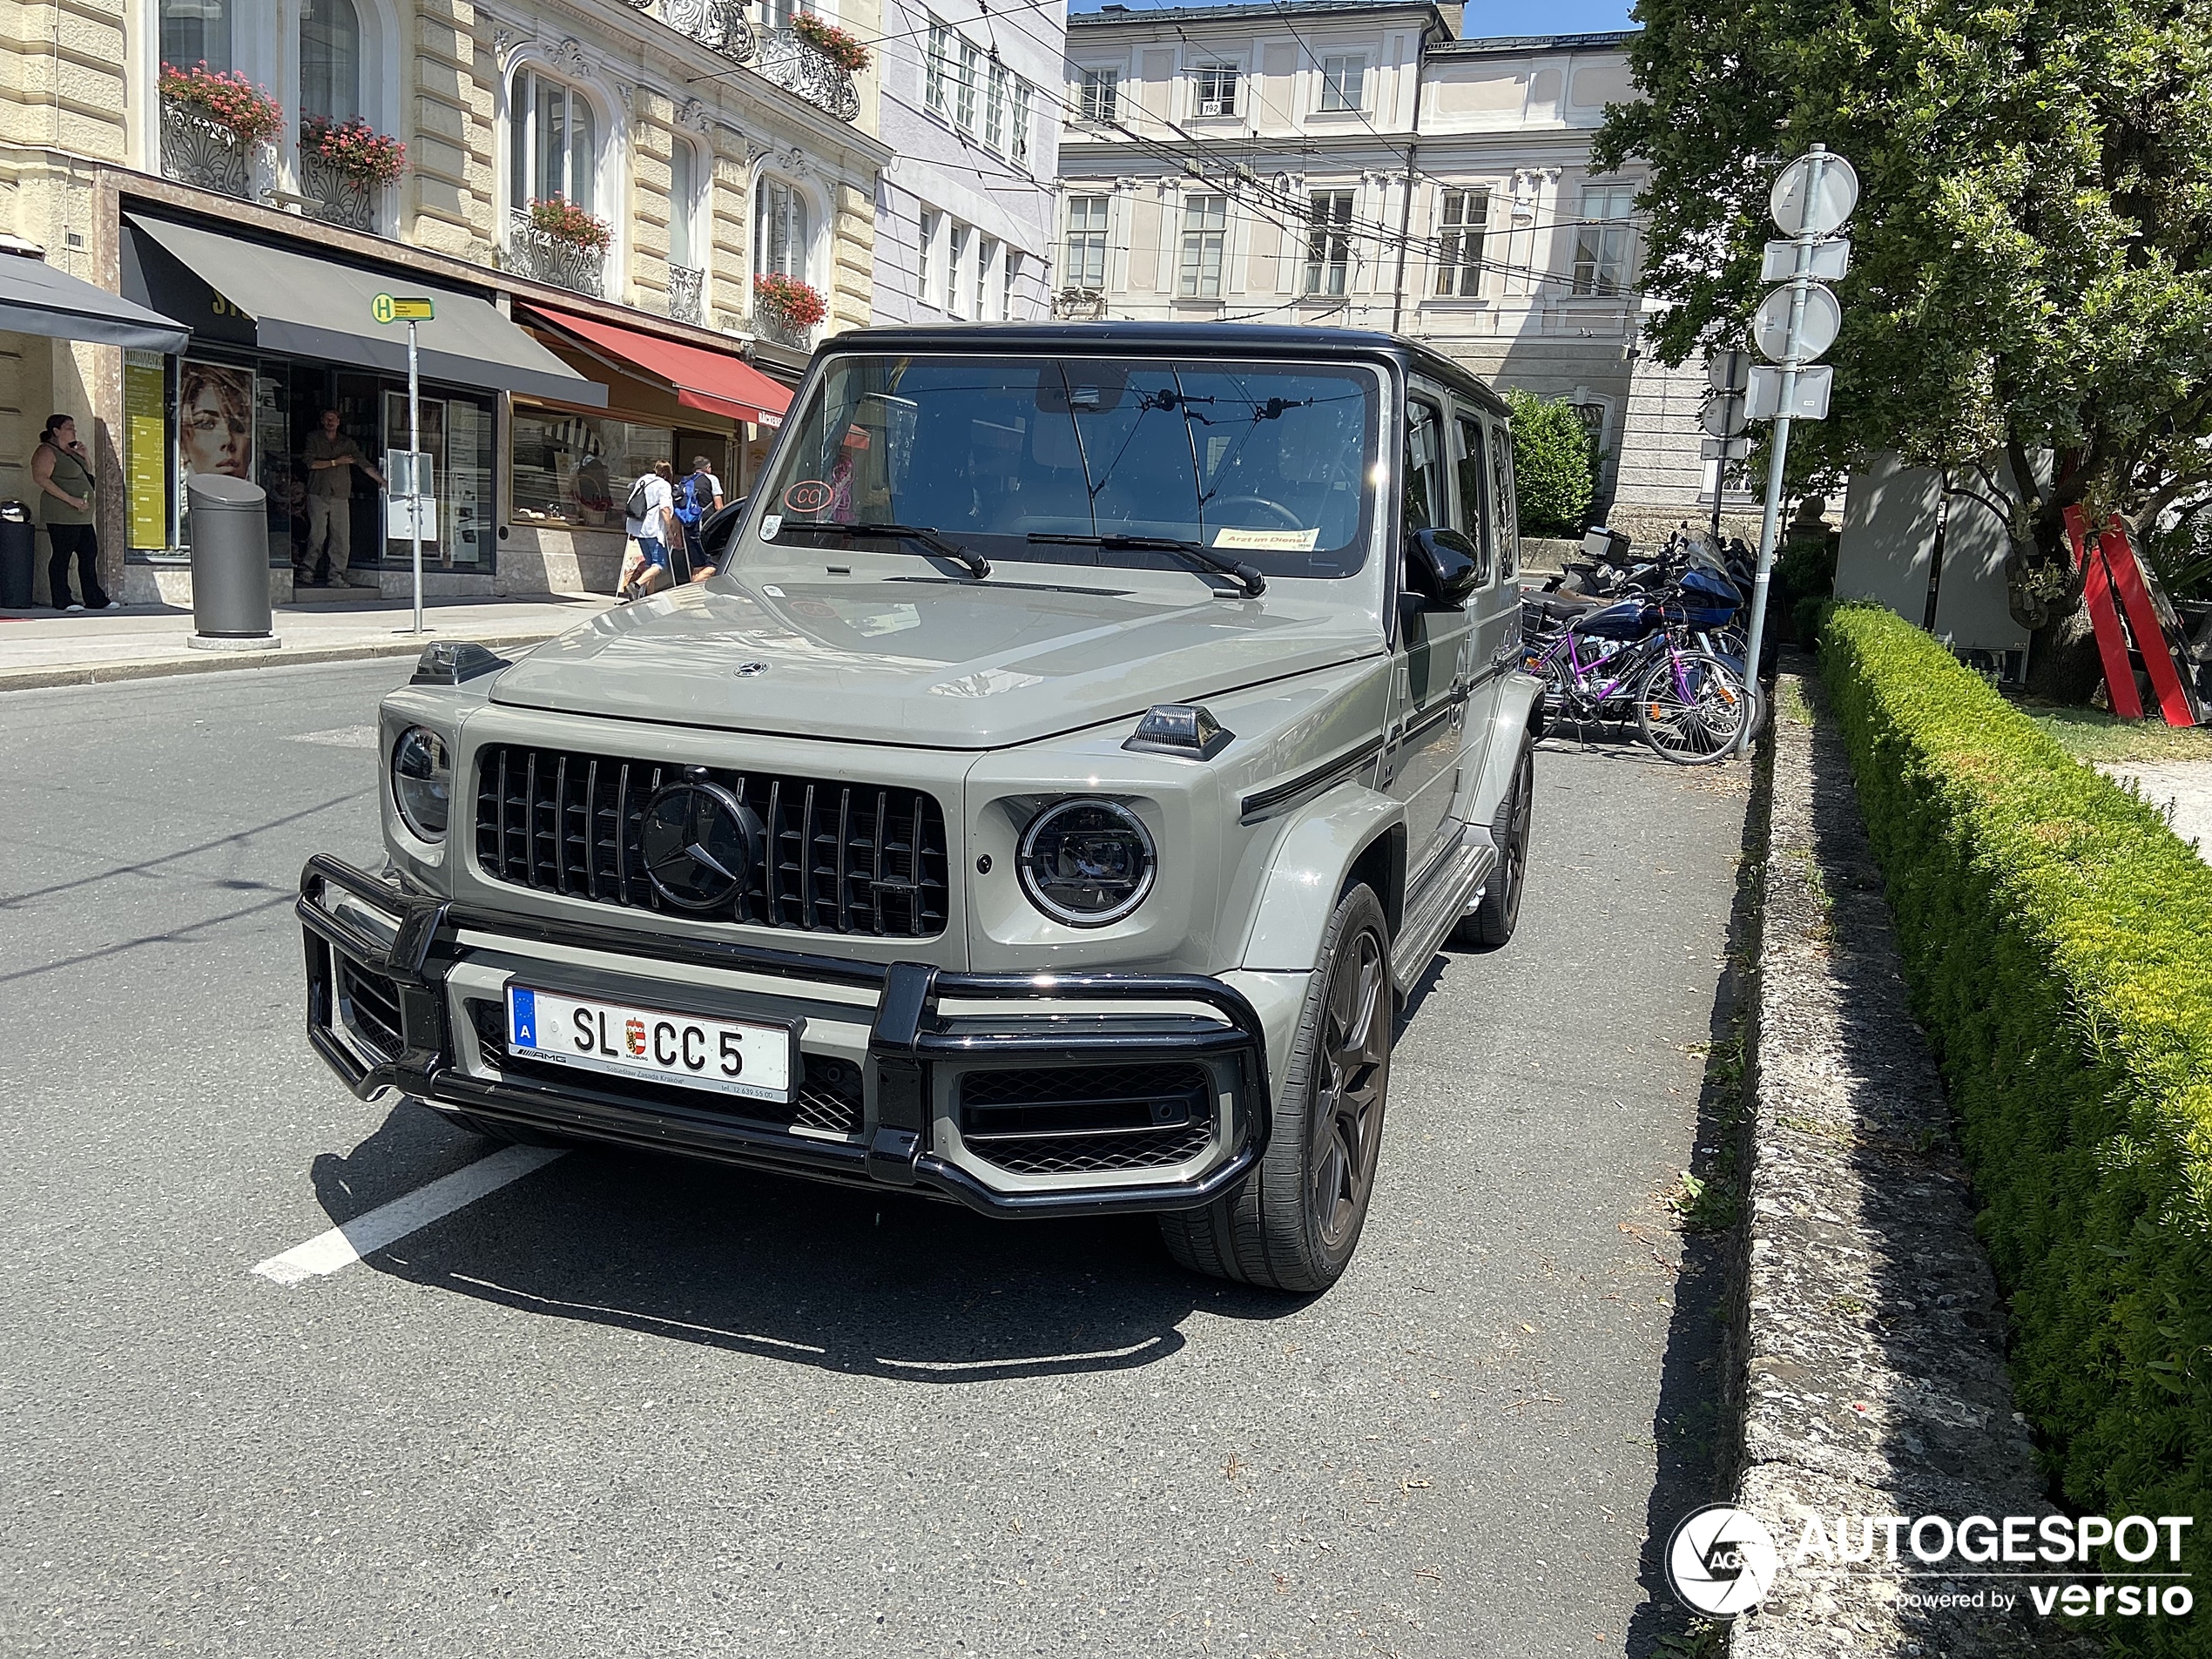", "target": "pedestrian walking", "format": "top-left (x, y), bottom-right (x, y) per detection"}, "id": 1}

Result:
top-left (620, 459), bottom-right (678, 601)
top-left (300, 409), bottom-right (386, 588)
top-left (673, 455), bottom-right (725, 577)
top-left (30, 414), bottom-right (110, 611)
